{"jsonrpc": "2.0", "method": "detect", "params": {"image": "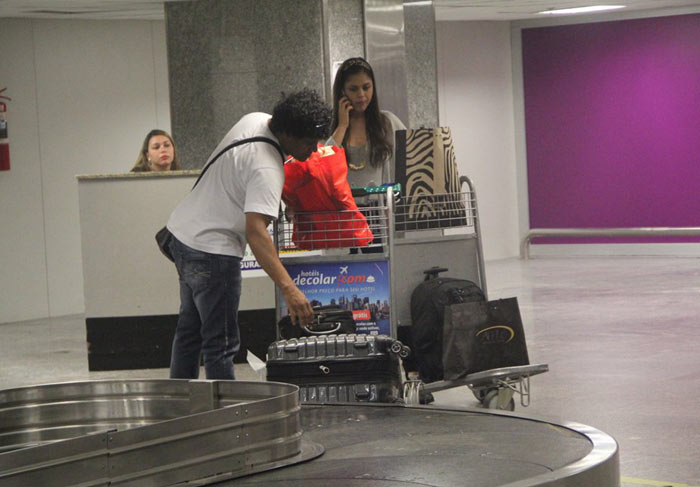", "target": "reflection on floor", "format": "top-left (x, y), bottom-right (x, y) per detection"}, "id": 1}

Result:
top-left (1, 256), bottom-right (699, 487)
